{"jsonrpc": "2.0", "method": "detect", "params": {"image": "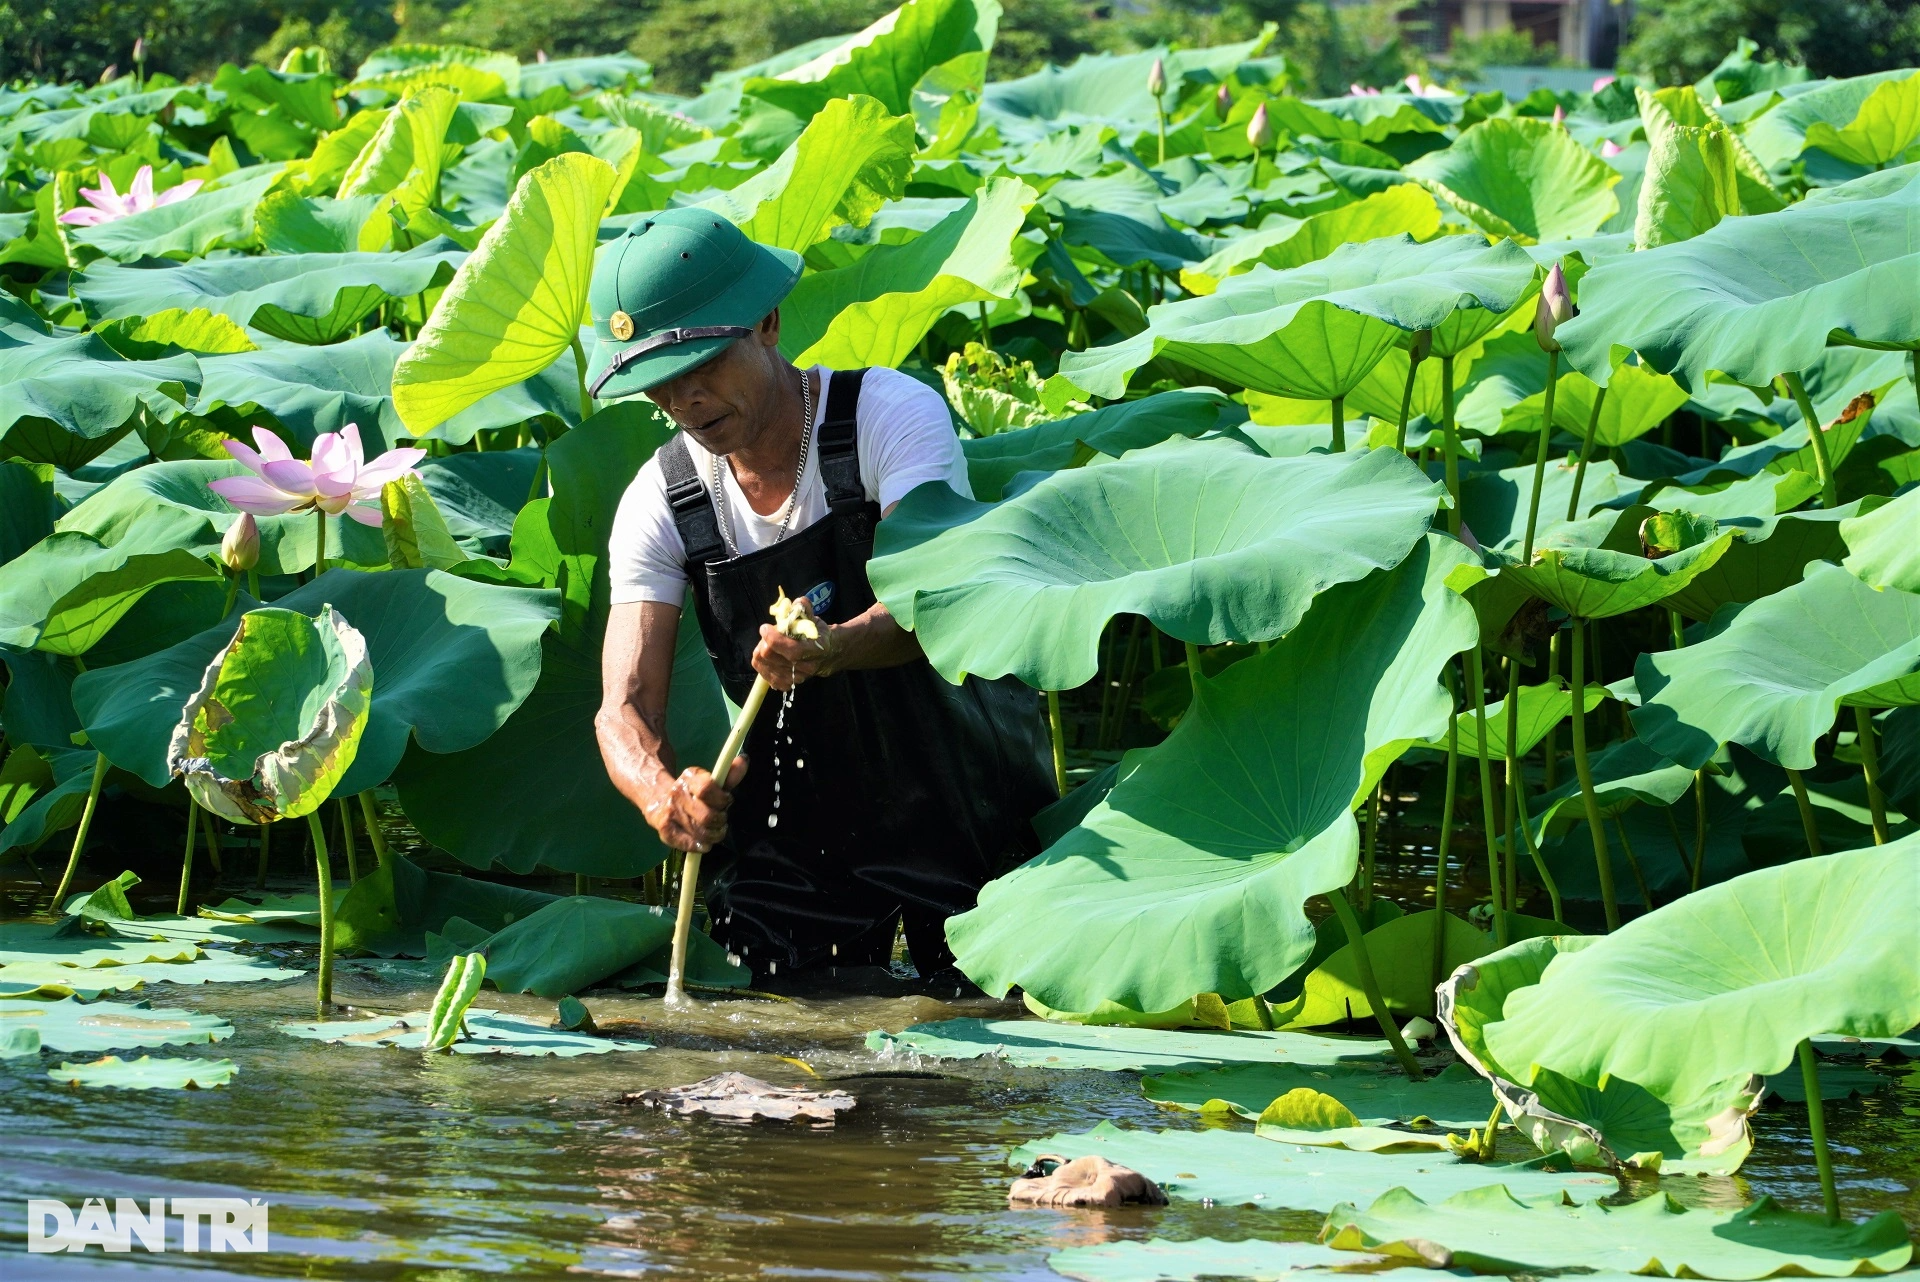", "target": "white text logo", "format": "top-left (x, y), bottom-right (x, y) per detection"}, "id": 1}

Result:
top-left (27, 1197), bottom-right (269, 1253)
